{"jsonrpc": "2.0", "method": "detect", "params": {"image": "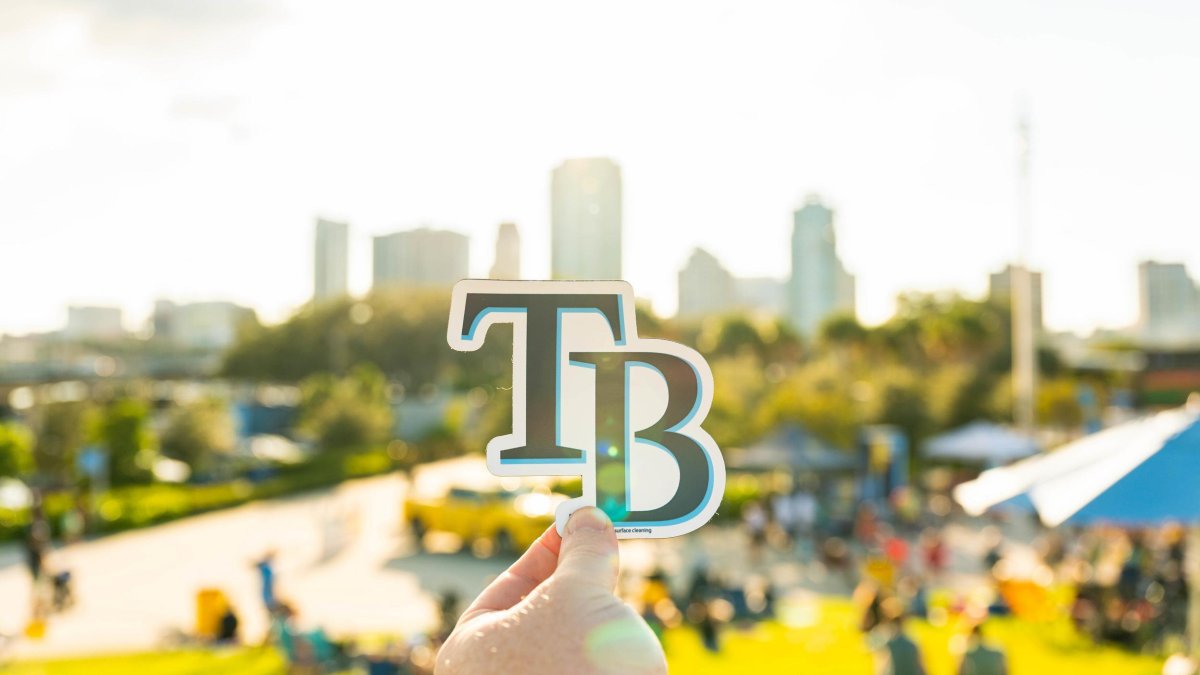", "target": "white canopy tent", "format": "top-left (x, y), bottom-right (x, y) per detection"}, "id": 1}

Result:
top-left (952, 412), bottom-right (1175, 517)
top-left (924, 421), bottom-right (1039, 466)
